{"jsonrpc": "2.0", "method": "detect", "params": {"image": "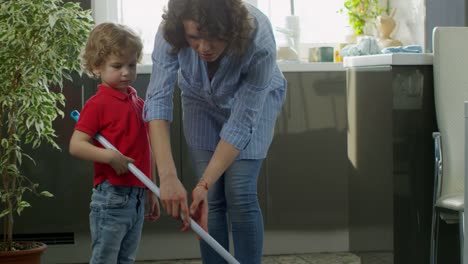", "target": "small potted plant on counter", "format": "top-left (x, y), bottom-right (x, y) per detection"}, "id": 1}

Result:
top-left (340, 0), bottom-right (384, 41)
top-left (0, 0), bottom-right (92, 262)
